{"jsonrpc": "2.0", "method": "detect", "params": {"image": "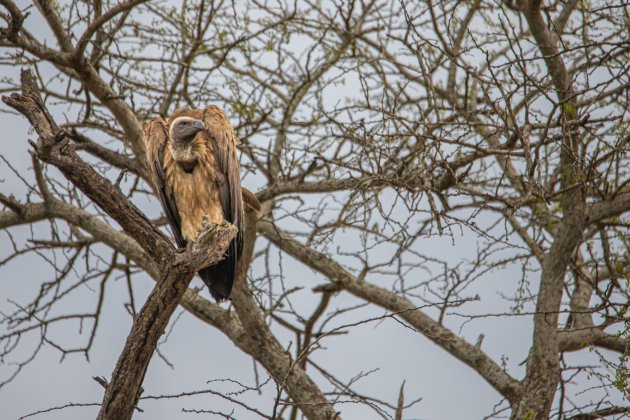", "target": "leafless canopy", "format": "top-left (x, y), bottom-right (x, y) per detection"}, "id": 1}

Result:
top-left (0, 0), bottom-right (629, 419)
